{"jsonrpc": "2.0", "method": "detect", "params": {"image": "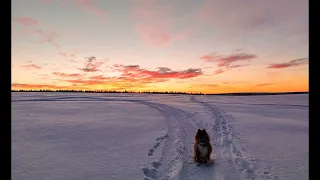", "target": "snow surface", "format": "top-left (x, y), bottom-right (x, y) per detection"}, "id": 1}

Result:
top-left (12, 93), bottom-right (308, 180)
